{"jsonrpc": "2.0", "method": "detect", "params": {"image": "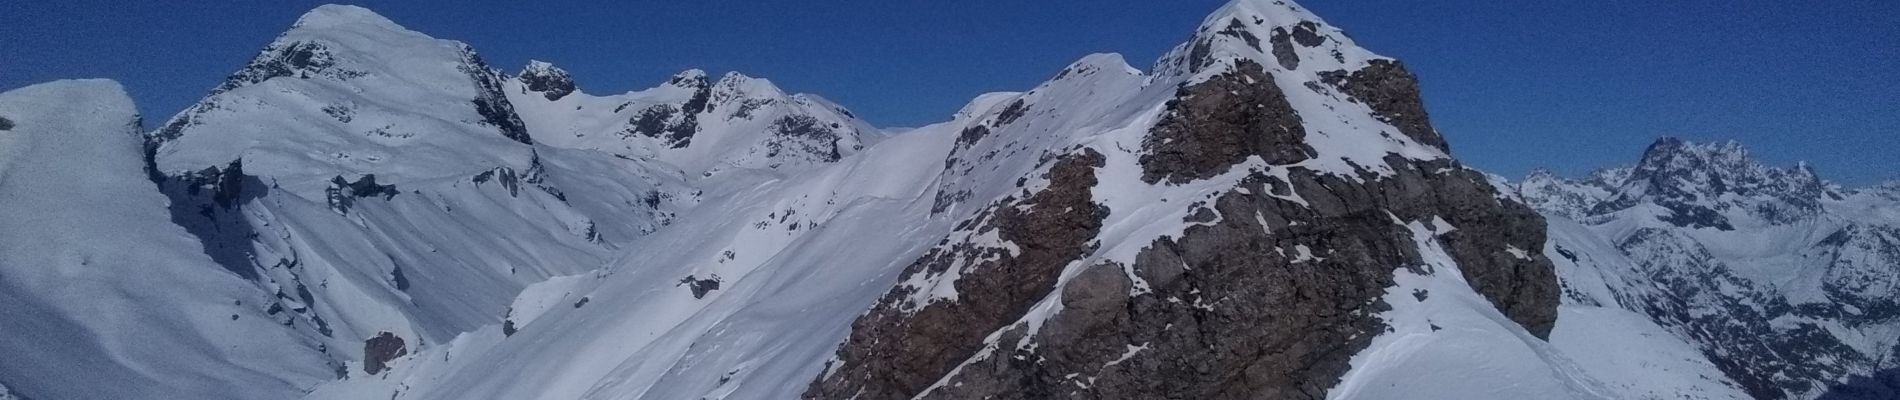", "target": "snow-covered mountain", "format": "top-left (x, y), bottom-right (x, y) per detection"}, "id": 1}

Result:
top-left (140, 6), bottom-right (691, 385)
top-left (505, 62), bottom-right (879, 175)
top-left (299, 1), bottom-right (1598, 398)
top-left (1523, 138), bottom-right (1900, 399)
top-left (0, 1), bottom-right (1890, 399)
top-left (0, 80), bottom-right (330, 399)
